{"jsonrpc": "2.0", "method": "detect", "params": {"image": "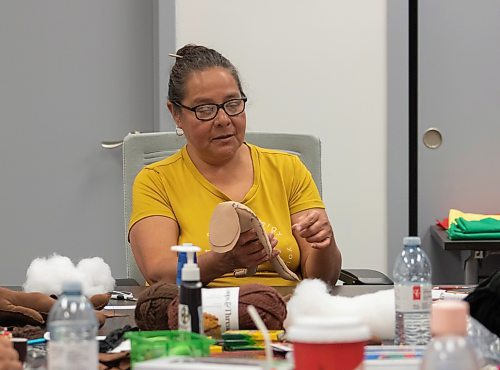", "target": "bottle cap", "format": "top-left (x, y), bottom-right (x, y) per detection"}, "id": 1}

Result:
top-left (403, 236), bottom-right (421, 246)
top-left (171, 243), bottom-right (201, 282)
top-left (61, 280), bottom-right (83, 294)
top-left (432, 300), bottom-right (469, 337)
